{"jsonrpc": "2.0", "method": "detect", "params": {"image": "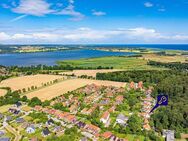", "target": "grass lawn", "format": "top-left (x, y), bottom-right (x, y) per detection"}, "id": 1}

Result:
top-left (58, 56), bottom-right (164, 70)
top-left (0, 105), bottom-right (12, 113)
